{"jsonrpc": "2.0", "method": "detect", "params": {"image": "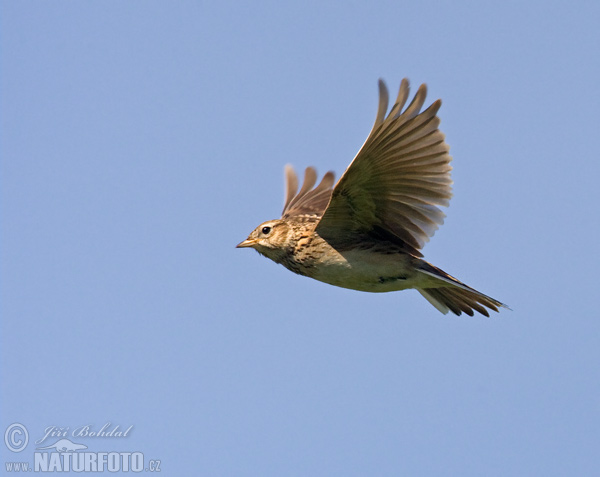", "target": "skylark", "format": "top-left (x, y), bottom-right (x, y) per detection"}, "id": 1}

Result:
top-left (238, 79), bottom-right (507, 316)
